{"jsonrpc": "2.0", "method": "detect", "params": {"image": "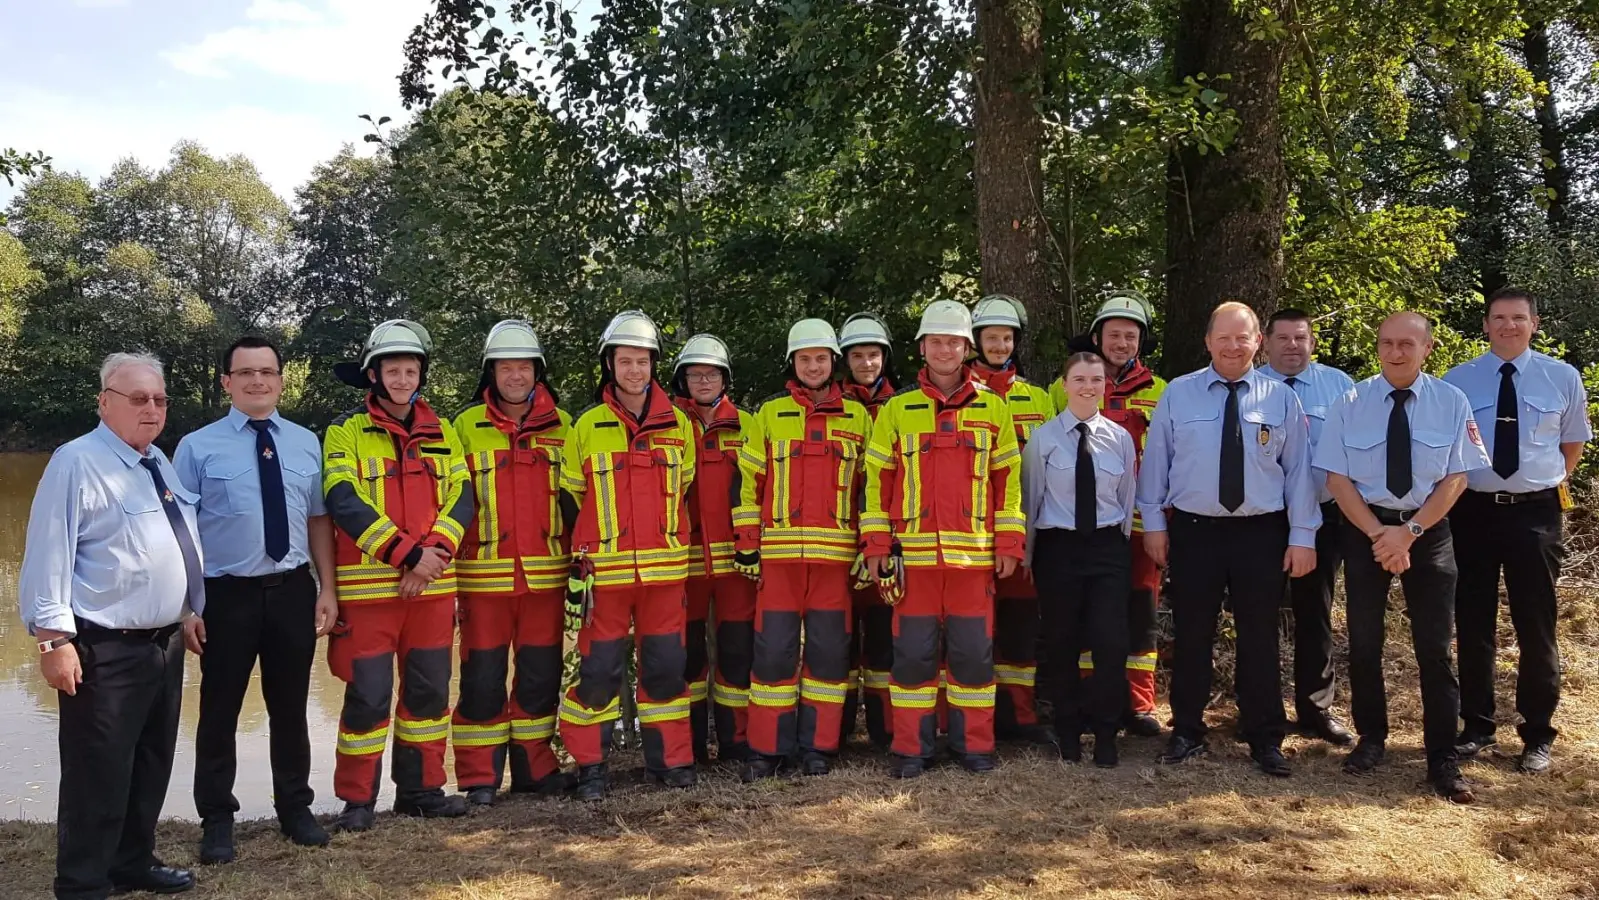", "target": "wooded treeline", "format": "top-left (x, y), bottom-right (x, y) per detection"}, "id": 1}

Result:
top-left (2, 0), bottom-right (1598, 447)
